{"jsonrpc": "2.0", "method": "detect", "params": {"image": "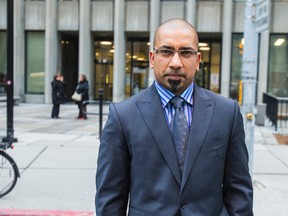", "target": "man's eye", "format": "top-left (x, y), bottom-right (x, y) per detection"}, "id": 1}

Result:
top-left (160, 50), bottom-right (173, 56)
top-left (180, 50), bottom-right (193, 57)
